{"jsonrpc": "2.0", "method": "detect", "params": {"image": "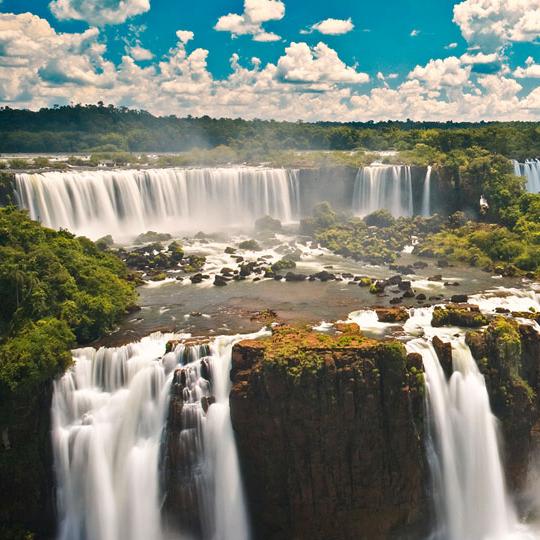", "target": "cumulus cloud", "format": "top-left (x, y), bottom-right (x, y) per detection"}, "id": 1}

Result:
top-left (515, 56), bottom-right (540, 77)
top-left (309, 18), bottom-right (354, 35)
top-left (410, 29), bottom-right (420, 37)
top-left (49, 0), bottom-right (150, 26)
top-left (408, 56), bottom-right (470, 91)
top-left (445, 42), bottom-right (458, 49)
top-left (214, 0), bottom-right (284, 41)
top-left (176, 30), bottom-right (194, 44)
top-left (276, 42), bottom-right (369, 85)
top-left (453, 0), bottom-right (540, 49)
top-left (127, 43), bottom-right (153, 61)
top-left (1, 12), bottom-right (540, 122)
